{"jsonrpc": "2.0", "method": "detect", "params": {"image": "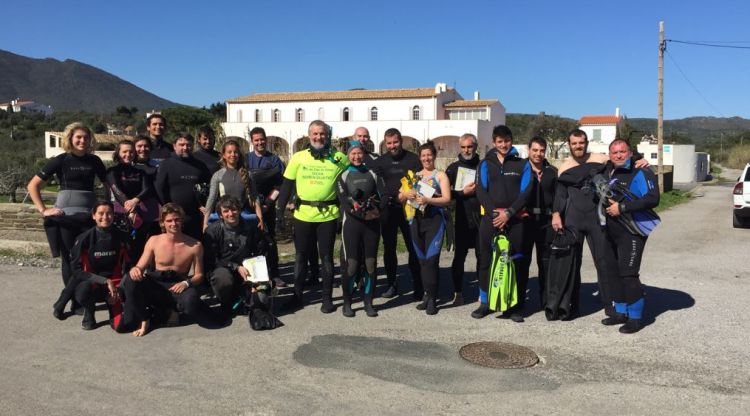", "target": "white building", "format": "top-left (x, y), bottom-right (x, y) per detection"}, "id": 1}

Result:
top-left (579, 108), bottom-right (622, 145)
top-left (45, 131), bottom-right (130, 161)
top-left (637, 143), bottom-right (703, 186)
top-left (222, 83), bottom-right (505, 158)
top-left (0, 99), bottom-right (54, 116)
